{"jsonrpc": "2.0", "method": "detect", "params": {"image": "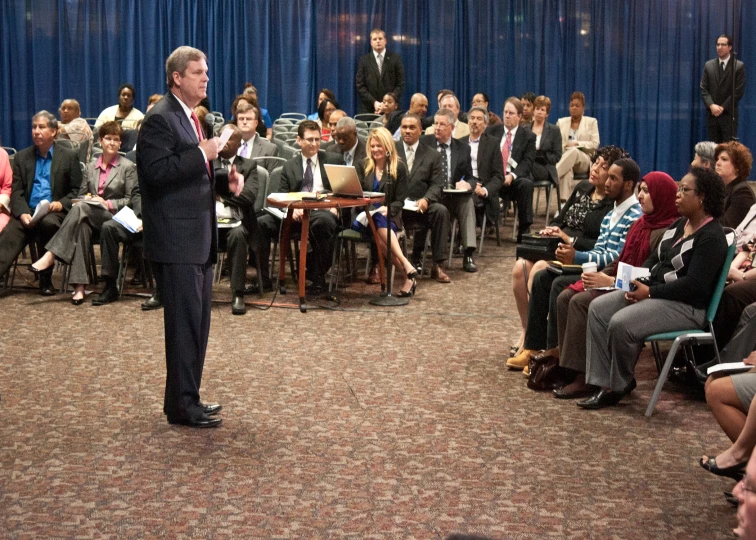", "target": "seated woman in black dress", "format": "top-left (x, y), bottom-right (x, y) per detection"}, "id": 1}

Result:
top-left (29, 121), bottom-right (138, 304)
top-left (353, 127), bottom-right (417, 297)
